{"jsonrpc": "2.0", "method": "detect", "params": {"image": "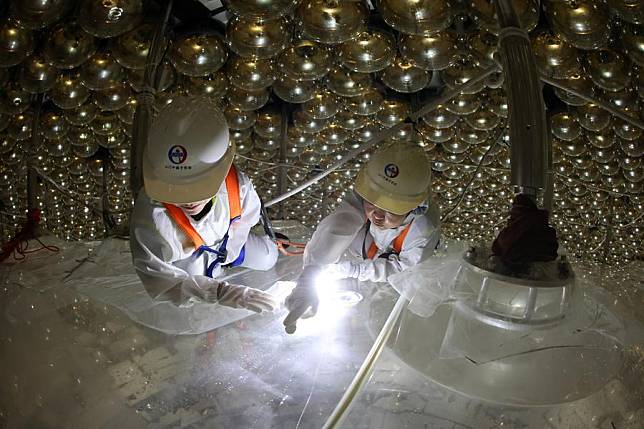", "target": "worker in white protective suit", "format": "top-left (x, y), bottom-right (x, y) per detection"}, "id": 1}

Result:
top-left (283, 141), bottom-right (440, 333)
top-left (130, 97), bottom-right (279, 313)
